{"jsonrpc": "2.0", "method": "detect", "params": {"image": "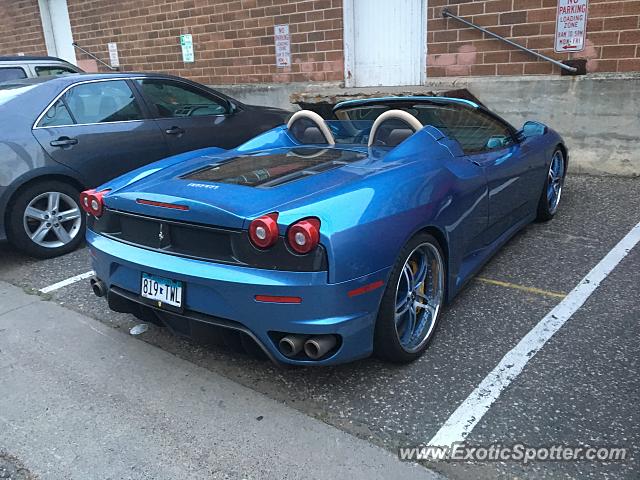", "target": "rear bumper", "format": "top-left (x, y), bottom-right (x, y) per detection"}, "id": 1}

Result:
top-left (87, 230), bottom-right (390, 365)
